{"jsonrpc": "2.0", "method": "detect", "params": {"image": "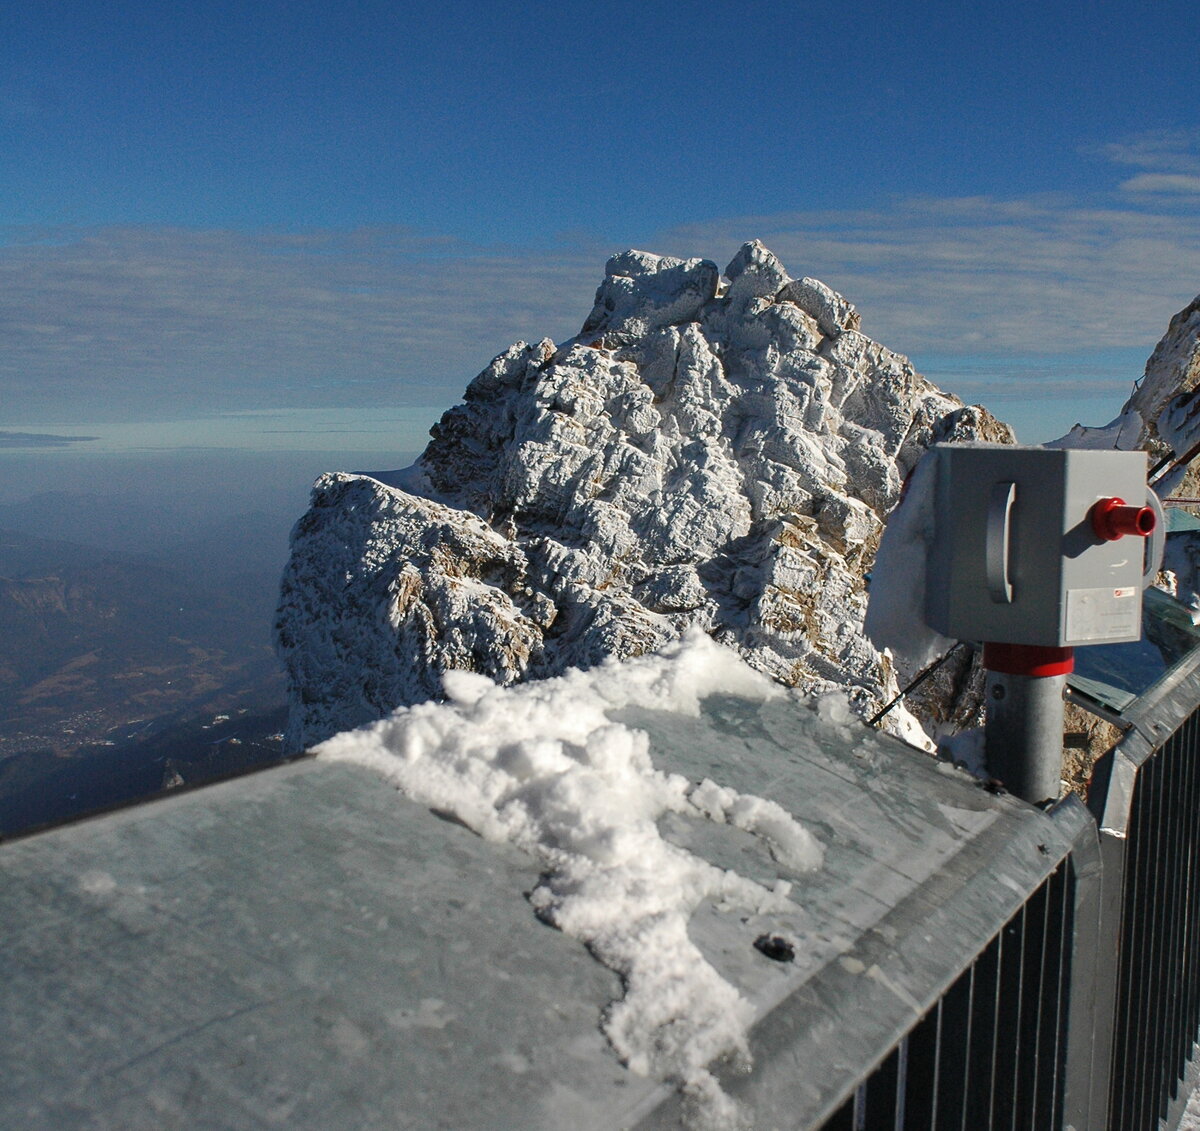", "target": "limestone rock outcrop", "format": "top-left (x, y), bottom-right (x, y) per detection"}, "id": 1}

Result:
top-left (1057, 291), bottom-right (1200, 467)
top-left (1128, 294), bottom-right (1200, 454)
top-left (276, 242), bottom-right (1012, 753)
